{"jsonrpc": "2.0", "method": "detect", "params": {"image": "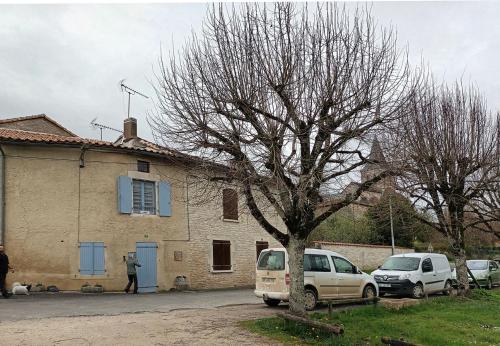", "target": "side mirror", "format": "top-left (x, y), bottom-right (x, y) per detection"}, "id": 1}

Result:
top-left (353, 266), bottom-right (361, 274)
